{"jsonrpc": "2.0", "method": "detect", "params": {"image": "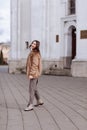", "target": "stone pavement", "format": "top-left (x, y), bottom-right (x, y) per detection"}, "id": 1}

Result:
top-left (0, 73), bottom-right (87, 130)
